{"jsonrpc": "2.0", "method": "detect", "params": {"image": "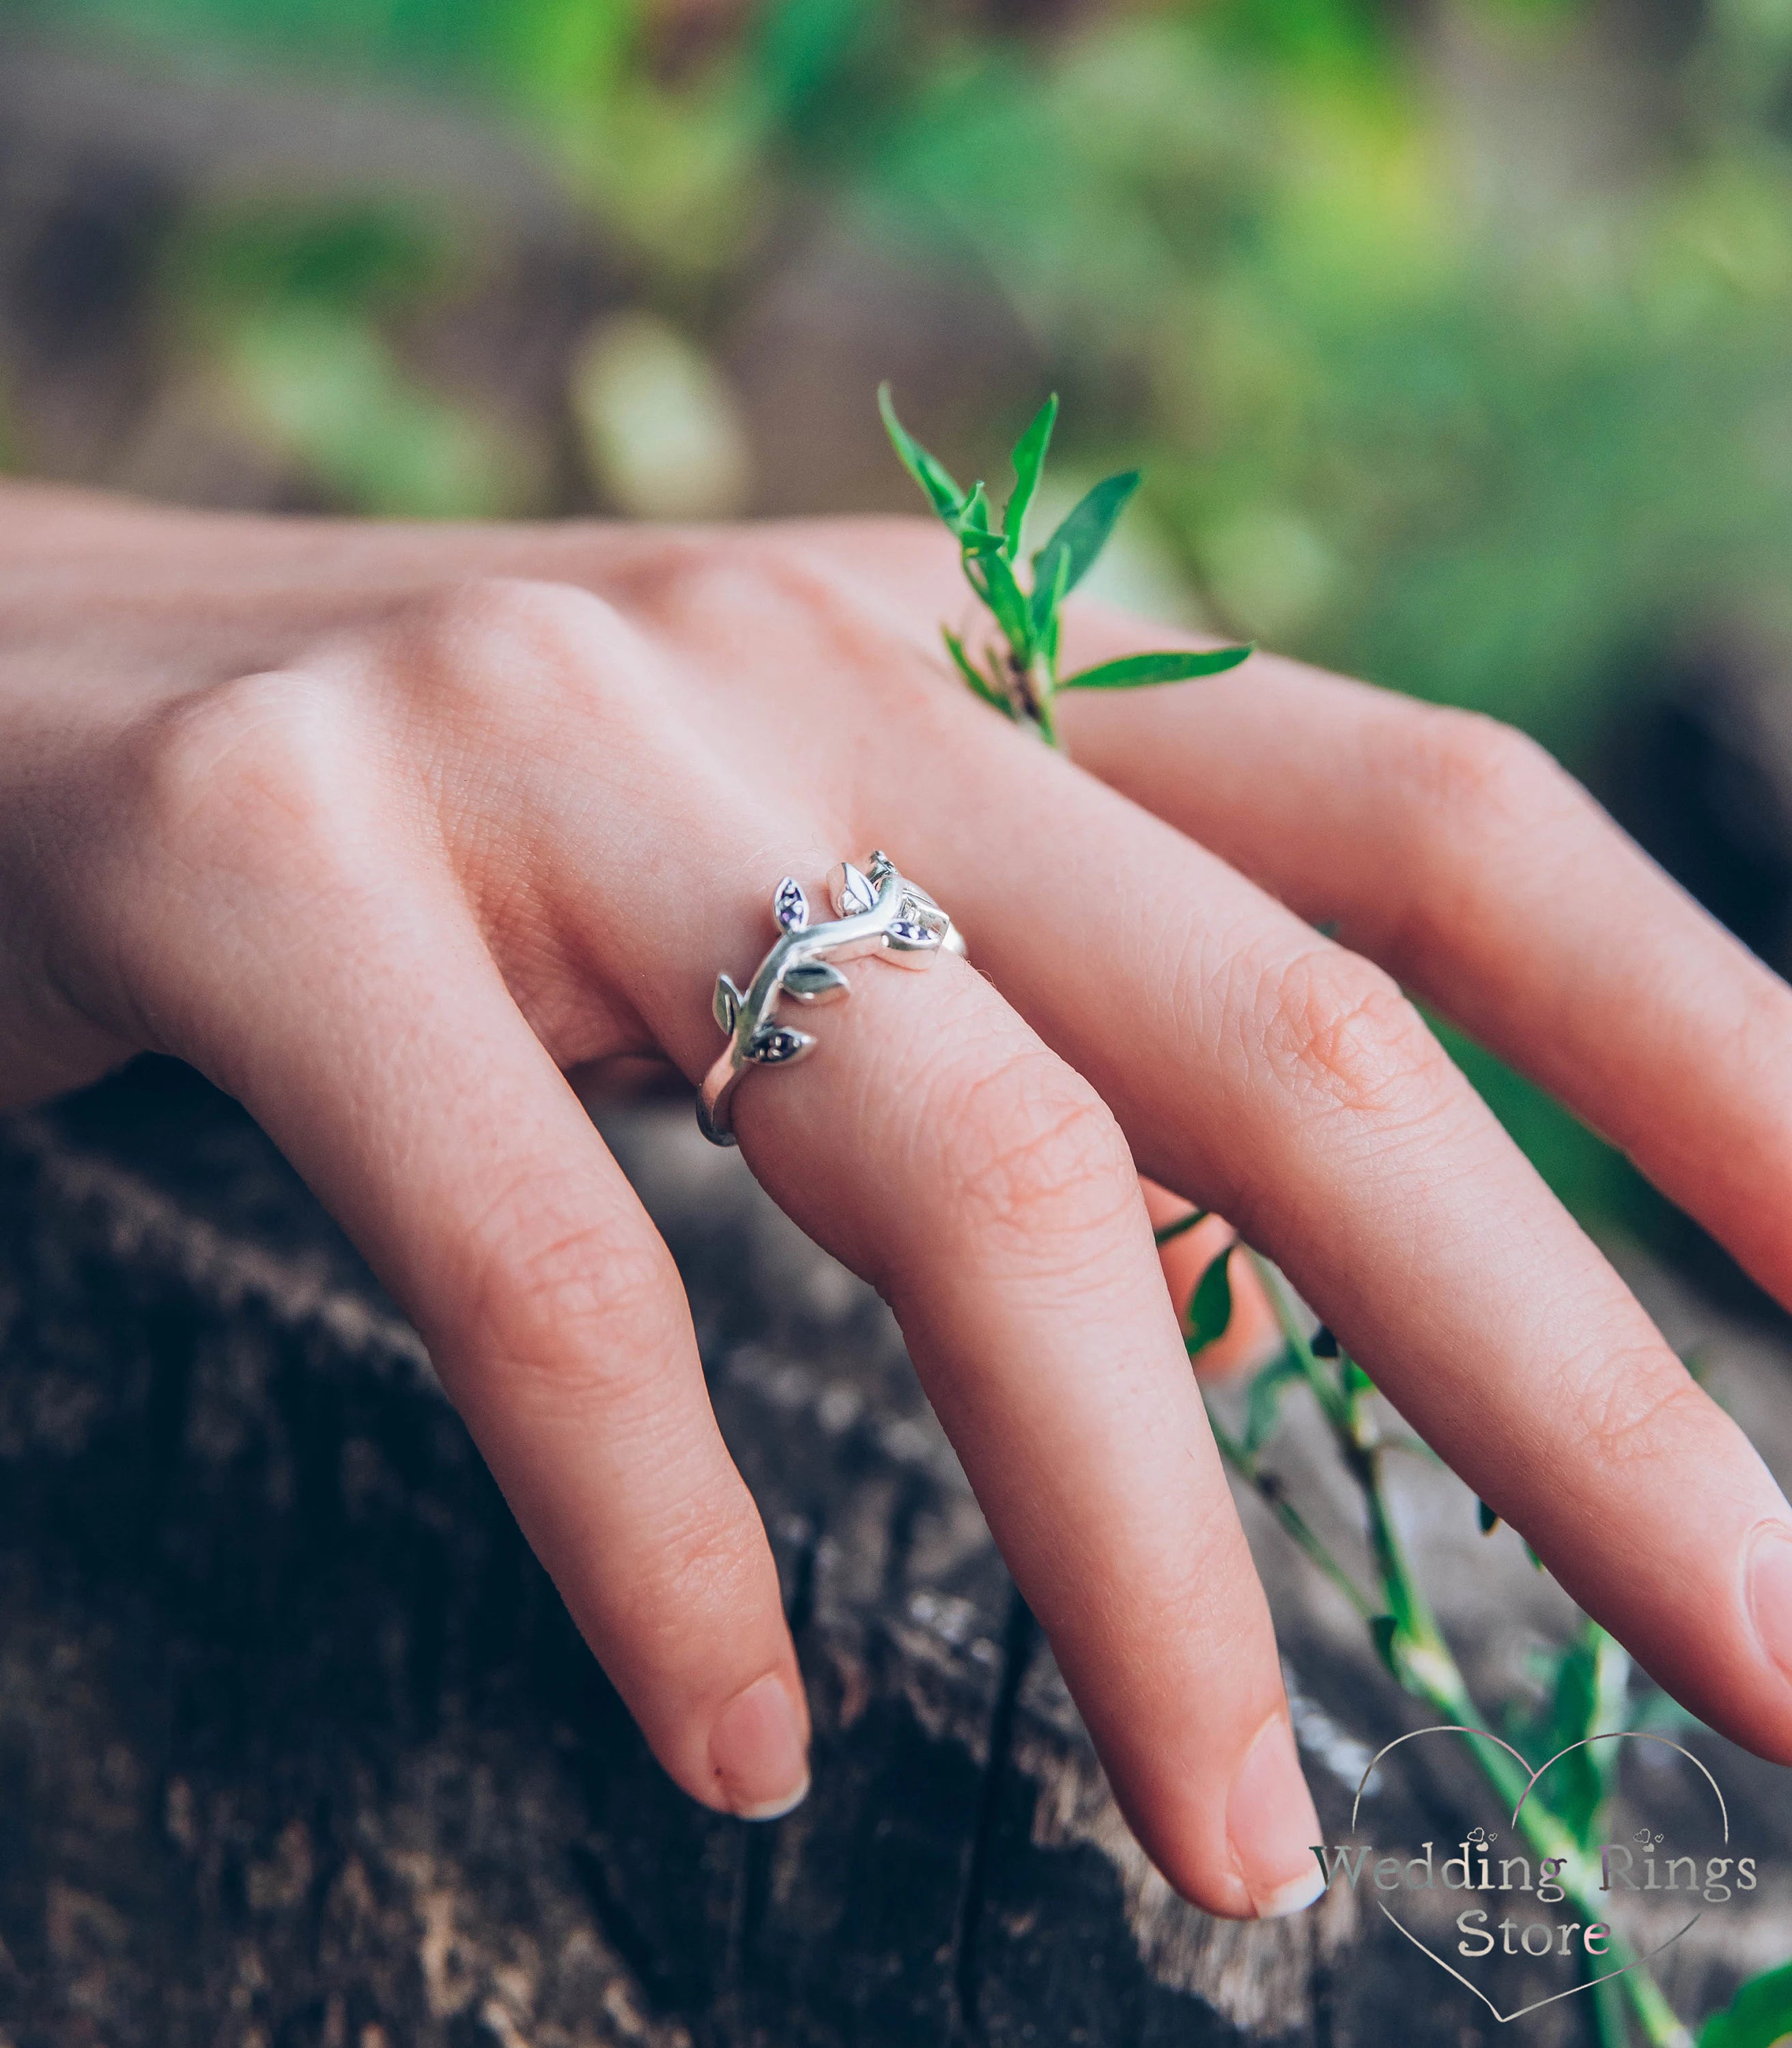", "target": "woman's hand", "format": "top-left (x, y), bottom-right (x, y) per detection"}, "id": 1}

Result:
top-left (5, 483), bottom-right (1791, 1921)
